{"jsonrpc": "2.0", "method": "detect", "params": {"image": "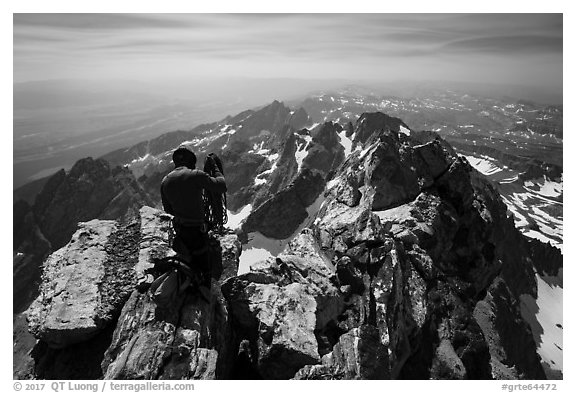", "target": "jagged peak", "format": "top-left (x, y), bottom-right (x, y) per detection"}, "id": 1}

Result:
top-left (68, 157), bottom-right (111, 179)
top-left (257, 99), bottom-right (289, 113)
top-left (311, 121), bottom-right (343, 146)
top-left (354, 112), bottom-right (410, 145)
